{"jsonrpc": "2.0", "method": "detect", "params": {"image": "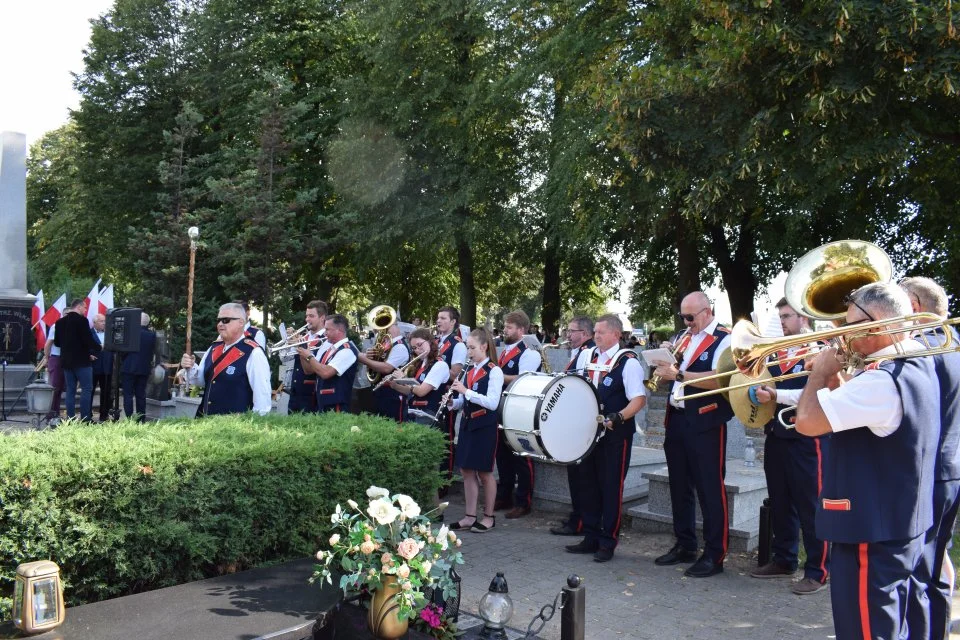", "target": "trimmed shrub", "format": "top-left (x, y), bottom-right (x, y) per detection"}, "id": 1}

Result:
top-left (0, 412), bottom-right (445, 619)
